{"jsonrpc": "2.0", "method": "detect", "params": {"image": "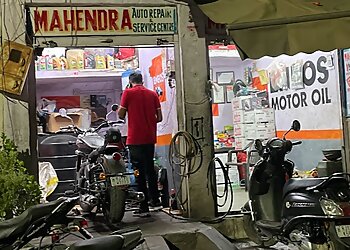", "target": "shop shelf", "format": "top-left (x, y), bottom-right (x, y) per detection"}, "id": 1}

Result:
top-left (36, 68), bottom-right (126, 79)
